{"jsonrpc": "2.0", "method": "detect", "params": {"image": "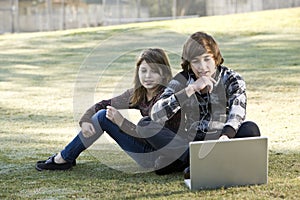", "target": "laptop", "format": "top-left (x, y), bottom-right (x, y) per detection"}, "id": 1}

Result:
top-left (184, 136), bottom-right (268, 190)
